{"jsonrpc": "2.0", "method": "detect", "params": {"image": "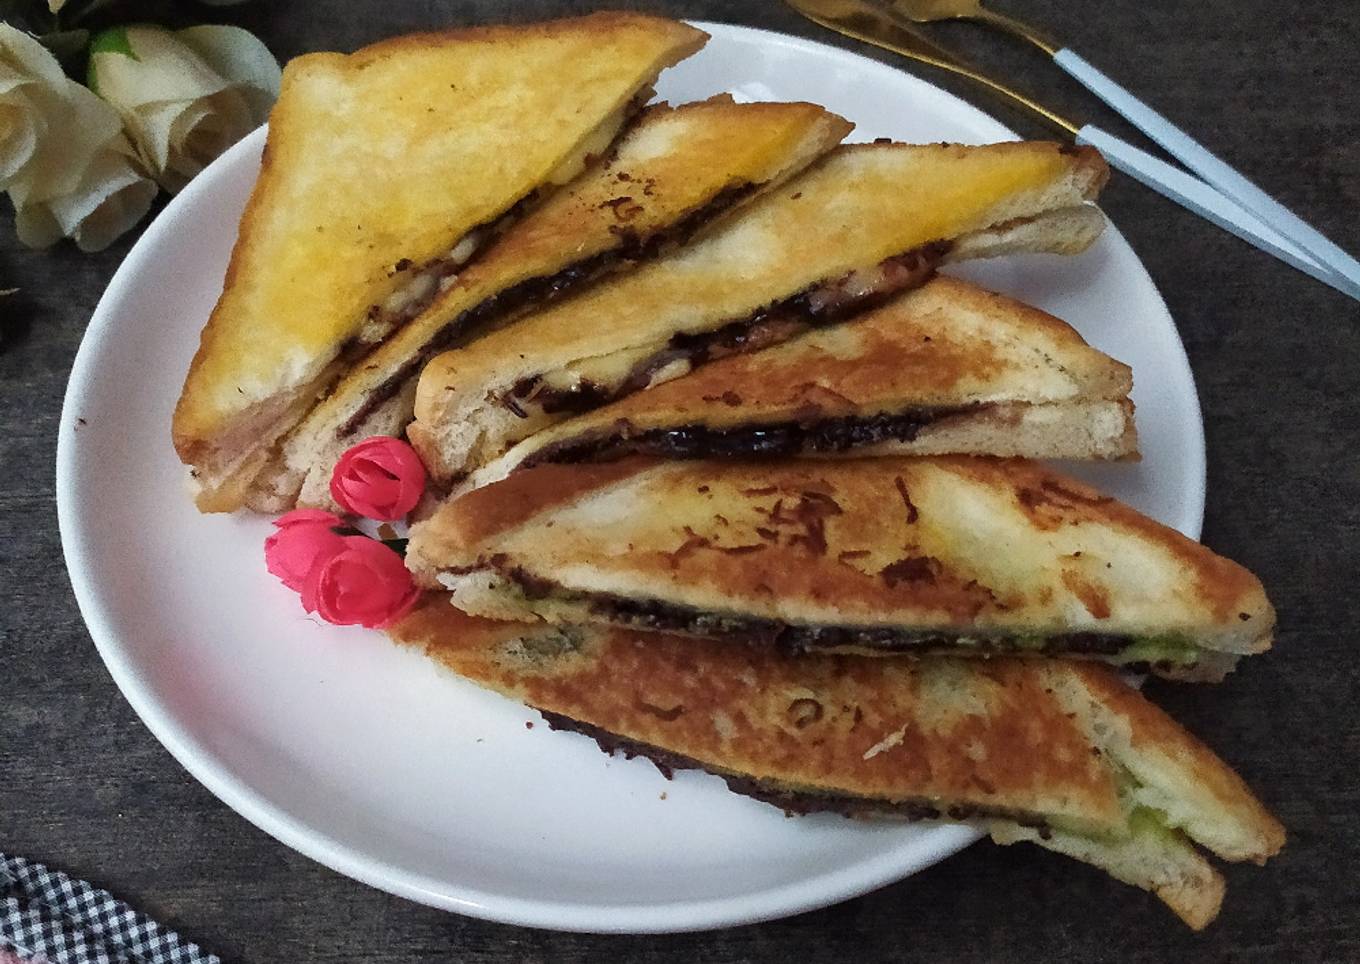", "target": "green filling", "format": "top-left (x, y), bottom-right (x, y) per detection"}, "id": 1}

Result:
top-left (1116, 635), bottom-right (1201, 667)
top-left (1047, 804), bottom-right (1177, 844)
top-left (461, 573), bottom-right (1205, 665)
